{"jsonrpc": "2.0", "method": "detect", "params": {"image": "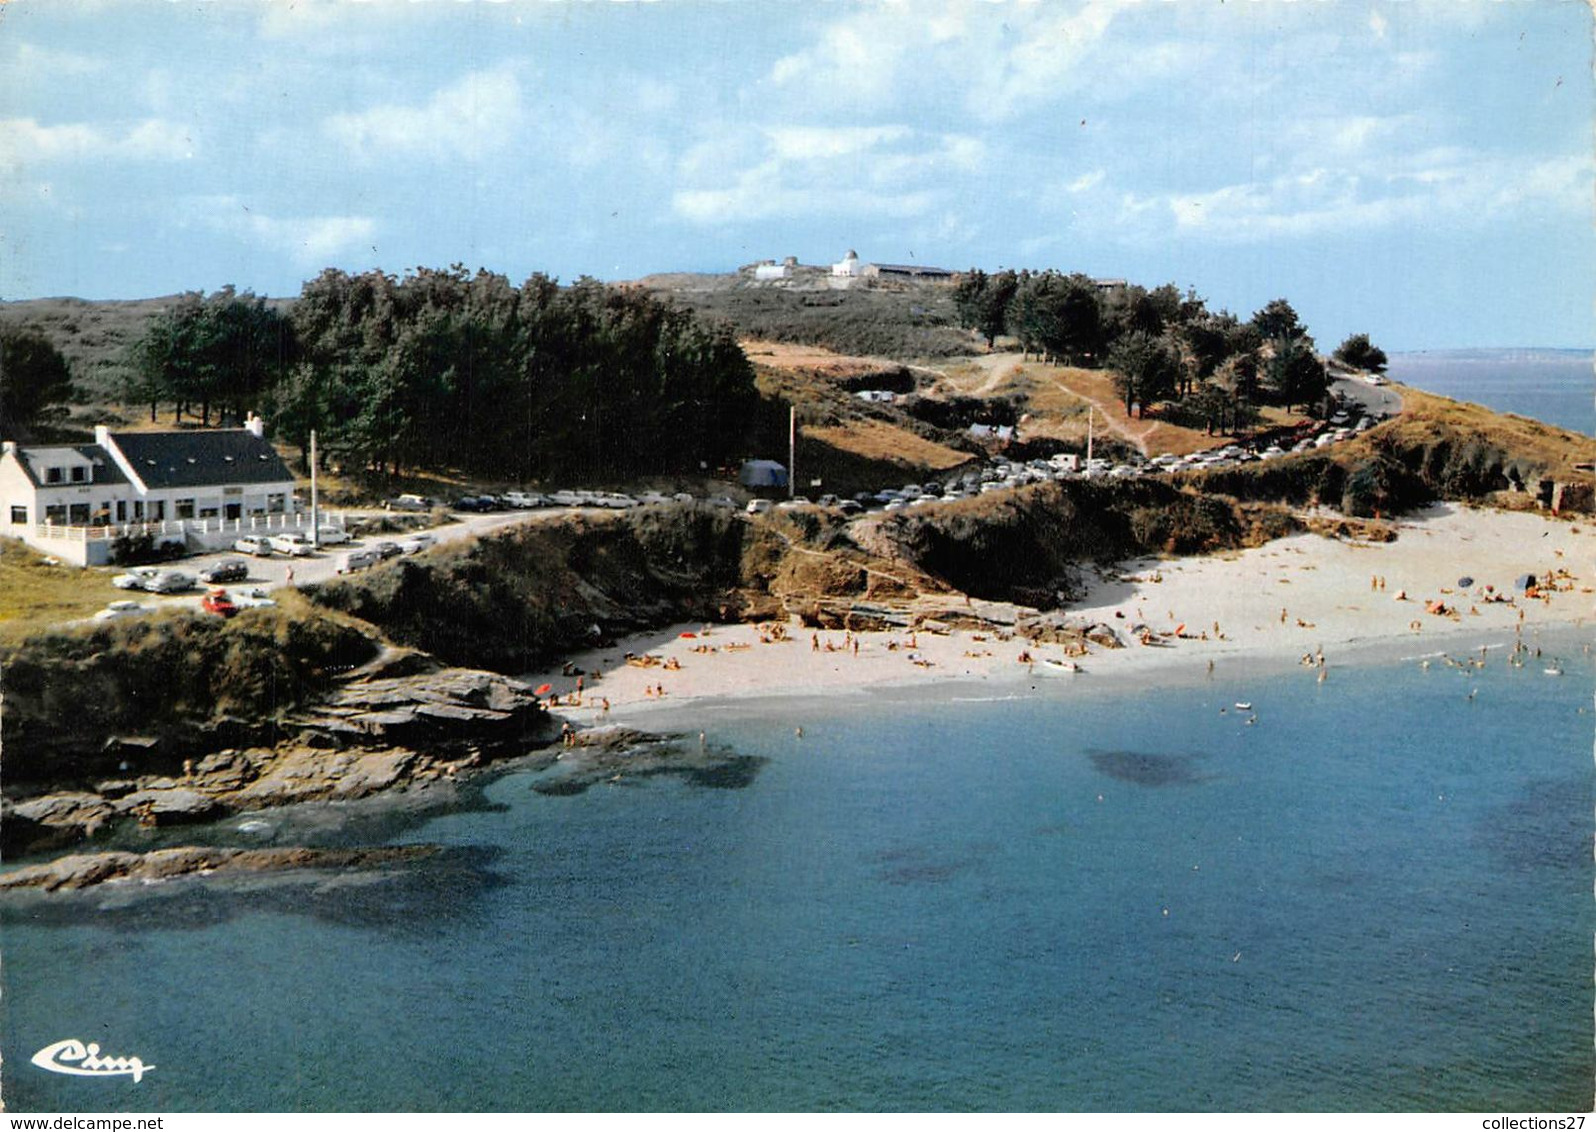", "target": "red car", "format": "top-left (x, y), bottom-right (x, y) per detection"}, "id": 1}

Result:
top-left (201, 589), bottom-right (239, 619)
